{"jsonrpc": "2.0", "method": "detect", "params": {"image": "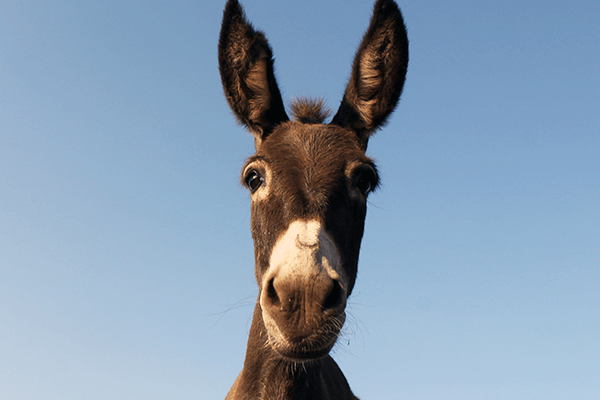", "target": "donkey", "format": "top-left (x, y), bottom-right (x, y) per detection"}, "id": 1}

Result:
top-left (218, 0), bottom-right (408, 398)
